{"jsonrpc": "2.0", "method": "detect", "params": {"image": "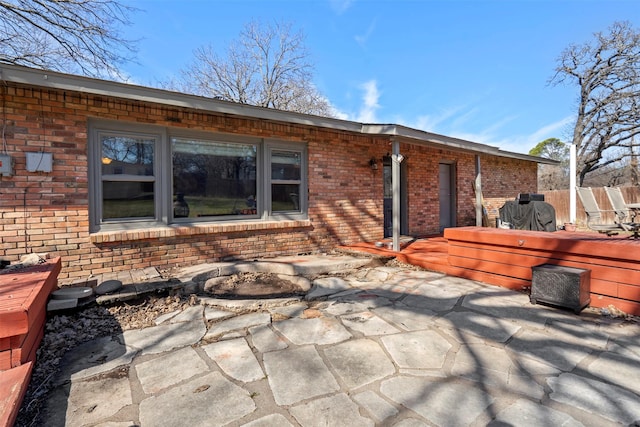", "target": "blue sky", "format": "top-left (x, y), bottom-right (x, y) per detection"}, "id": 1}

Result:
top-left (119, 0), bottom-right (638, 154)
